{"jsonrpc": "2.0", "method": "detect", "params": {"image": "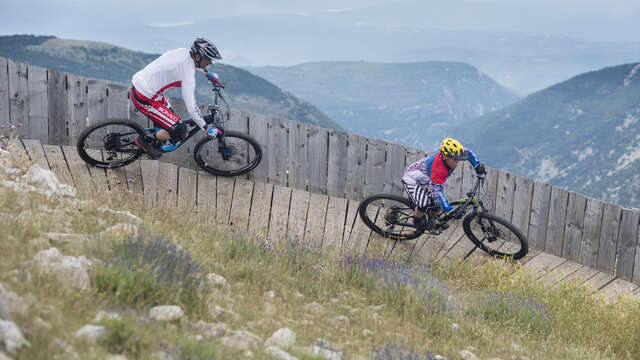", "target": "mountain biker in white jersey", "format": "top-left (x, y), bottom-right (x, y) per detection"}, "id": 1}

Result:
top-left (131, 37), bottom-right (223, 159)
